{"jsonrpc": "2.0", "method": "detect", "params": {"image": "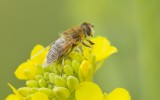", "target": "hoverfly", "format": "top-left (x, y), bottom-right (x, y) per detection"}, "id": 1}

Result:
top-left (33, 22), bottom-right (95, 68)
